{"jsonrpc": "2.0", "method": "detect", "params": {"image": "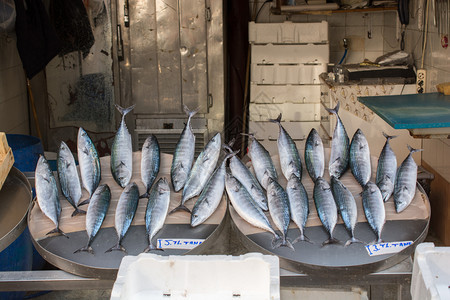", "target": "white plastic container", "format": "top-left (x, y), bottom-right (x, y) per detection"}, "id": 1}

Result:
top-left (411, 243), bottom-right (450, 300)
top-left (111, 253), bottom-right (280, 300)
